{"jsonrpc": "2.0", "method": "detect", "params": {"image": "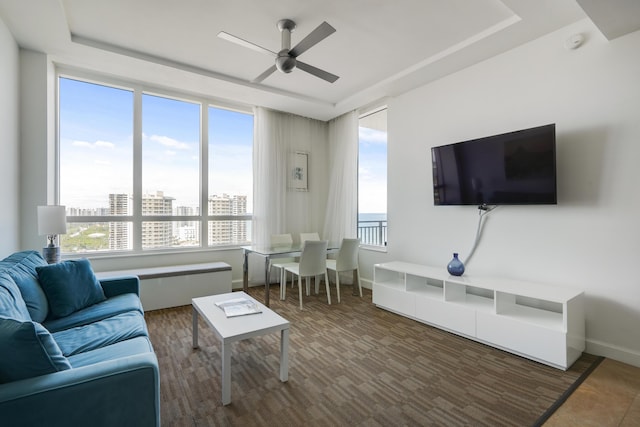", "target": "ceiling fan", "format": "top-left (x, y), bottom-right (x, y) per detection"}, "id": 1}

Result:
top-left (218, 19), bottom-right (339, 84)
